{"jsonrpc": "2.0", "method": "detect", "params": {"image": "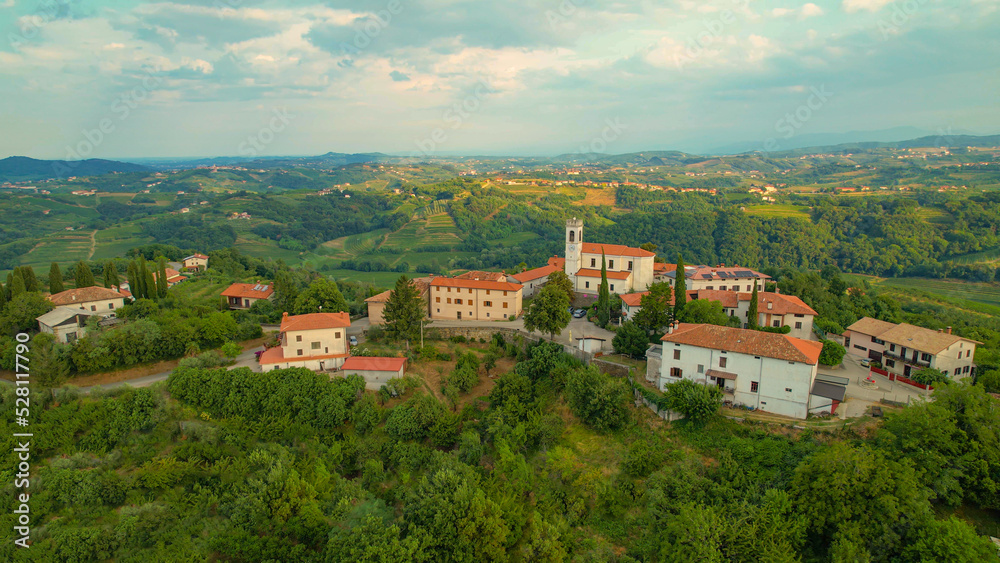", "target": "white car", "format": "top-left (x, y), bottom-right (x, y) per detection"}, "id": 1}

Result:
top-left (860, 358), bottom-right (871, 367)
top-left (349, 336), bottom-right (358, 346)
